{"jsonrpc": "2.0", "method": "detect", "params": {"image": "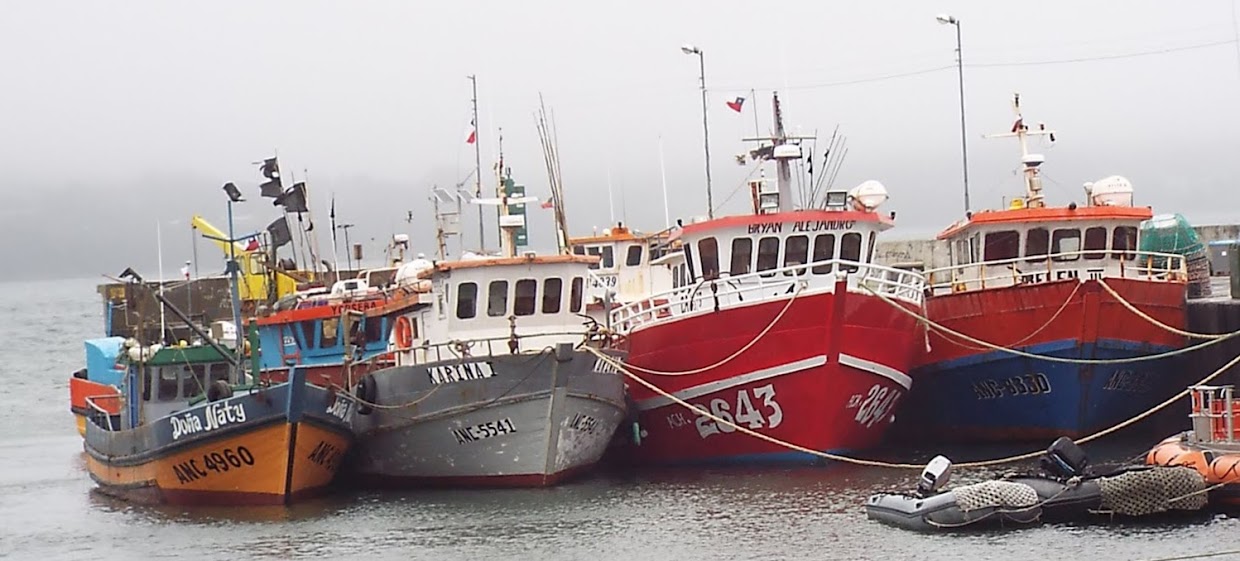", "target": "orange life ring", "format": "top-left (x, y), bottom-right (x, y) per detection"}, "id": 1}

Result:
top-left (394, 316), bottom-right (413, 349)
